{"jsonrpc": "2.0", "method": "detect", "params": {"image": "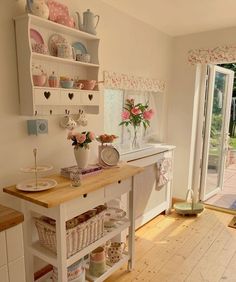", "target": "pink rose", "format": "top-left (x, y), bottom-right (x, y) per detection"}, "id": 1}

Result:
top-left (76, 133), bottom-right (86, 144)
top-left (88, 132), bottom-right (95, 140)
top-left (122, 111), bottom-right (130, 120)
top-left (131, 107), bottom-right (141, 115)
top-left (143, 109), bottom-right (154, 120)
